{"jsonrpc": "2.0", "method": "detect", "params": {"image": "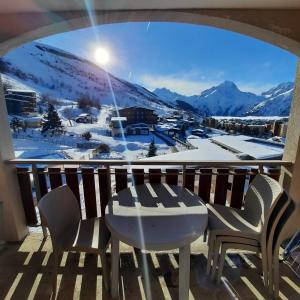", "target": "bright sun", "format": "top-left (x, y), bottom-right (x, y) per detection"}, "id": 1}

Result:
top-left (94, 47), bottom-right (110, 65)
